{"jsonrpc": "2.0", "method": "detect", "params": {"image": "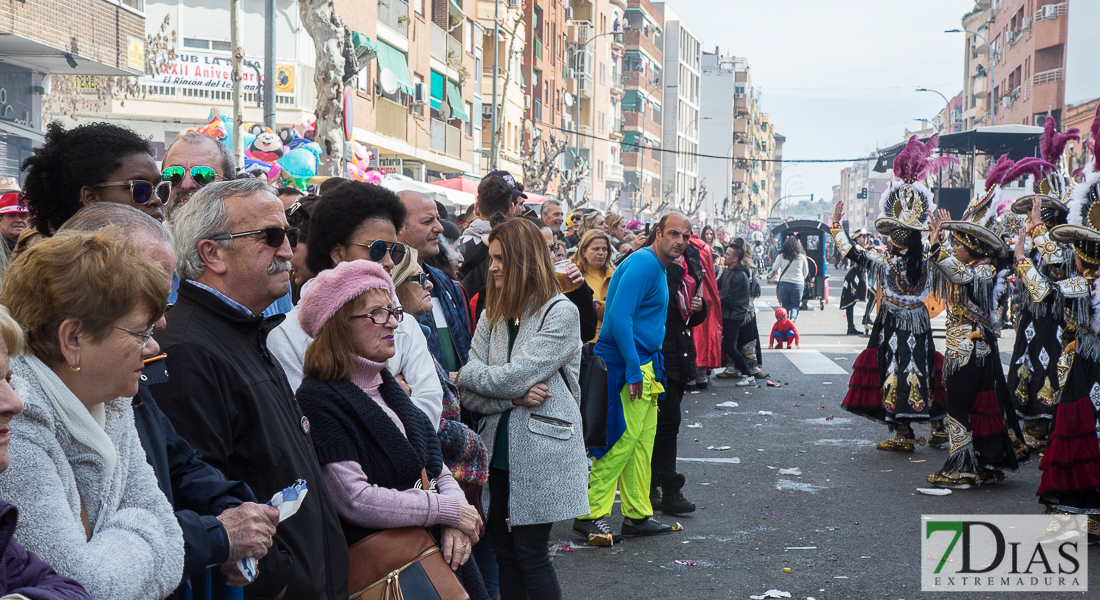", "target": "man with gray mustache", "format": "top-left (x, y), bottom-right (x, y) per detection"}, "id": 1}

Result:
top-left (150, 178), bottom-right (348, 599)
